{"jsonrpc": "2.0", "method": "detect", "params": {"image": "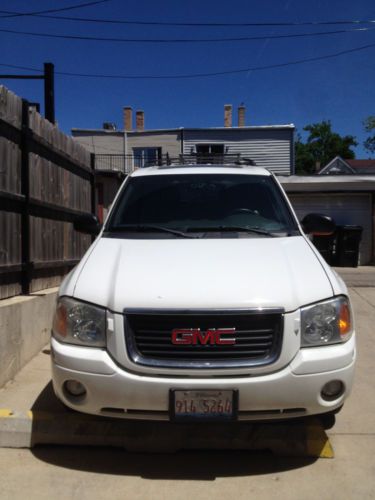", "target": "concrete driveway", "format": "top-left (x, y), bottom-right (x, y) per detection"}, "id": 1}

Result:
top-left (0, 286), bottom-right (374, 500)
